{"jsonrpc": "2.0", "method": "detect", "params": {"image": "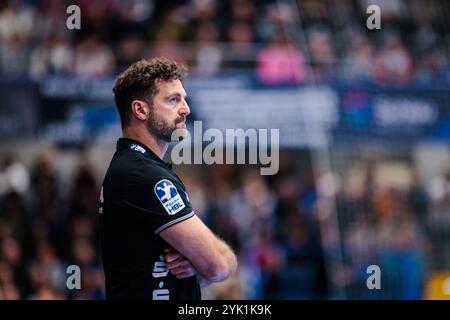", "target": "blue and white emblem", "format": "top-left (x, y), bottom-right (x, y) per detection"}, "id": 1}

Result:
top-left (154, 179), bottom-right (185, 215)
